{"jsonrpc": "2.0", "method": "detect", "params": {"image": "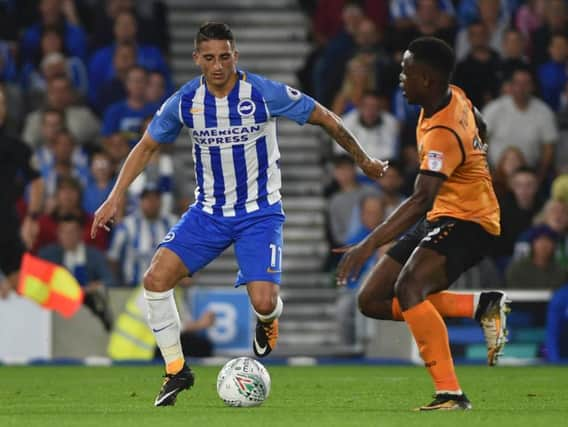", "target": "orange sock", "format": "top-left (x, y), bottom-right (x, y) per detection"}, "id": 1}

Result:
top-left (402, 300), bottom-right (461, 393)
top-left (392, 292), bottom-right (474, 321)
top-left (166, 358), bottom-right (184, 375)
